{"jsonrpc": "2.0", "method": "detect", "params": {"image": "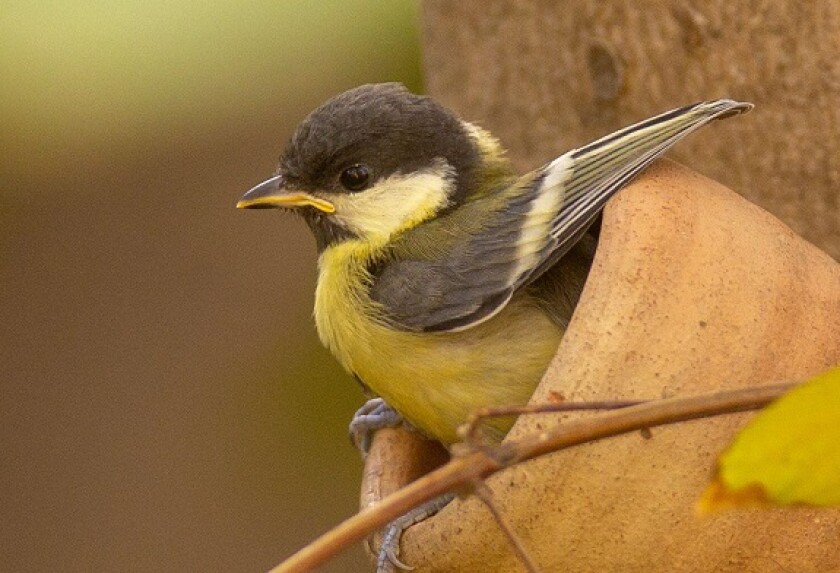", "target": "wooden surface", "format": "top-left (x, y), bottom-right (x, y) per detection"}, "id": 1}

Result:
top-left (423, 0), bottom-right (840, 260)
